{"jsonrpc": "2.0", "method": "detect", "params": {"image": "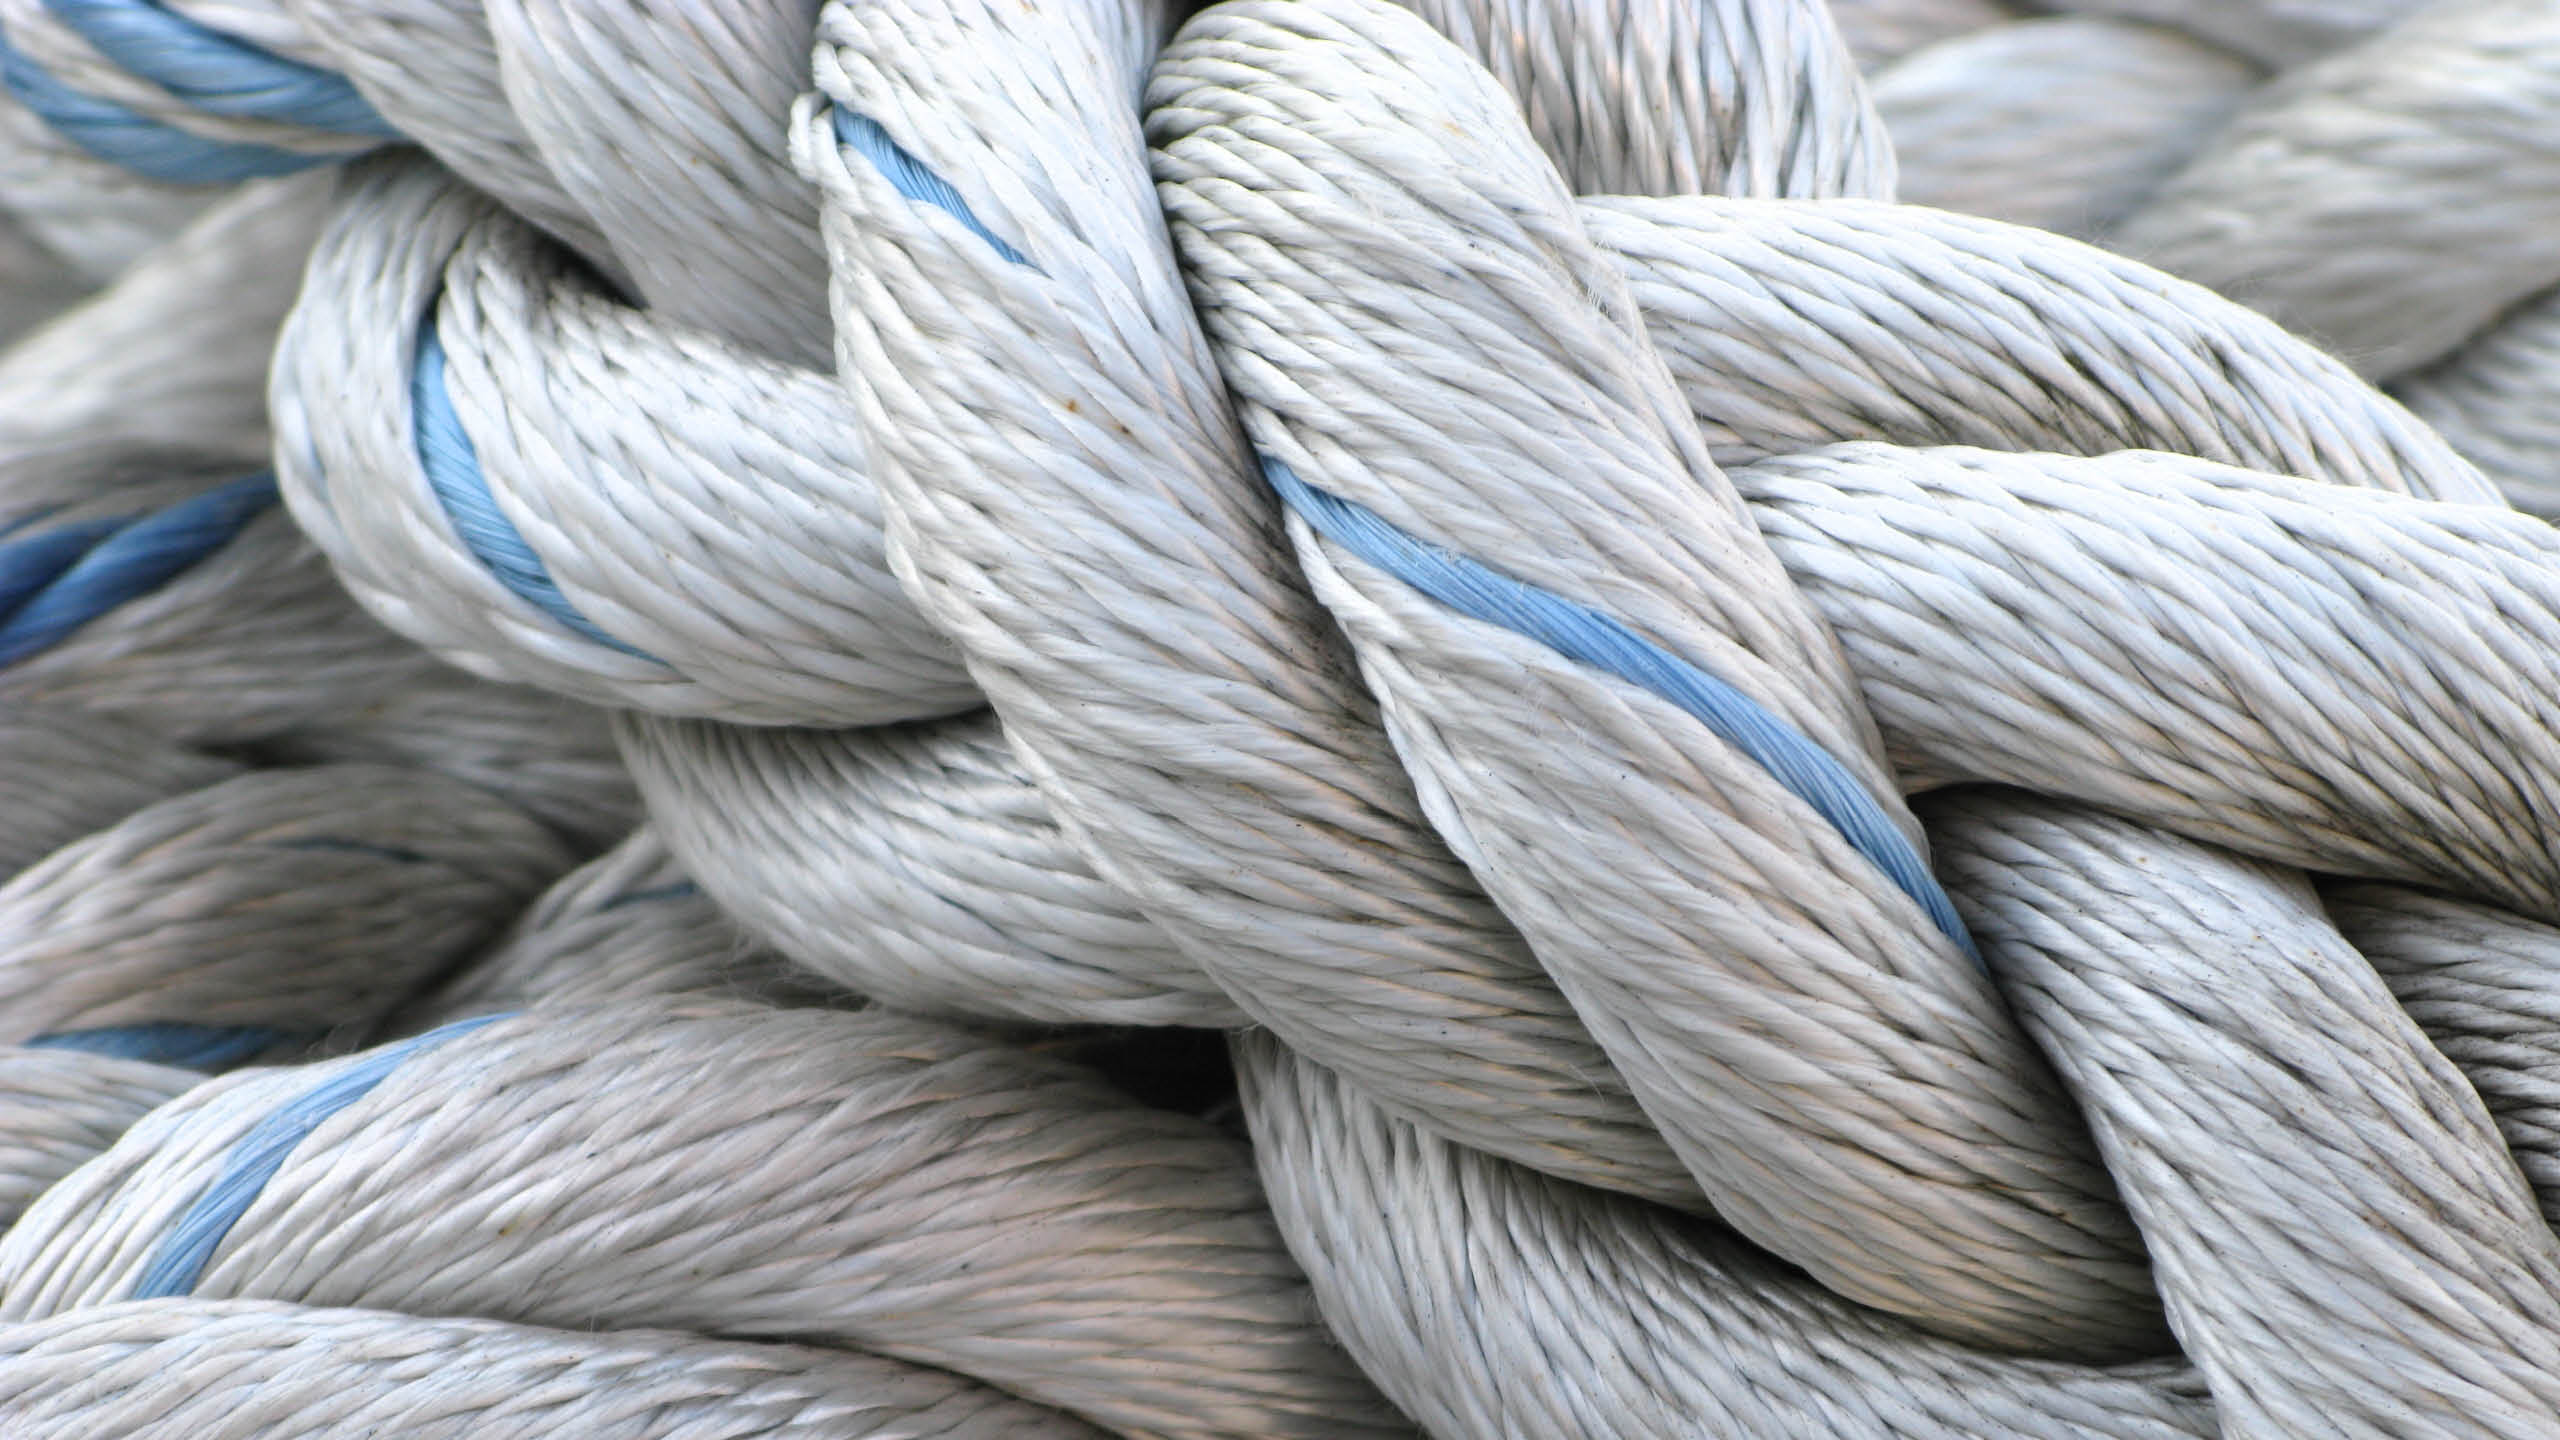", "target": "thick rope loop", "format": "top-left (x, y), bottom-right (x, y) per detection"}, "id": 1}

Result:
top-left (0, 1001), bottom-right (1411, 1440)
top-left (1139, 0), bottom-right (2560, 1418)
top-left (619, 714), bottom-right (1242, 1030)
top-left (0, 1299), bottom-right (1112, 1439)
top-left (275, 153), bottom-right (972, 725)
top-left (1149, 0), bottom-right (2159, 1352)
top-left (0, 764), bottom-right (569, 1058)
top-left (1933, 793), bottom-right (2560, 1438)
top-left (590, 178), bottom-right (2499, 1055)
top-left (800, 0), bottom-right (1692, 1209)
top-left (0, 153), bottom-right (638, 843)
